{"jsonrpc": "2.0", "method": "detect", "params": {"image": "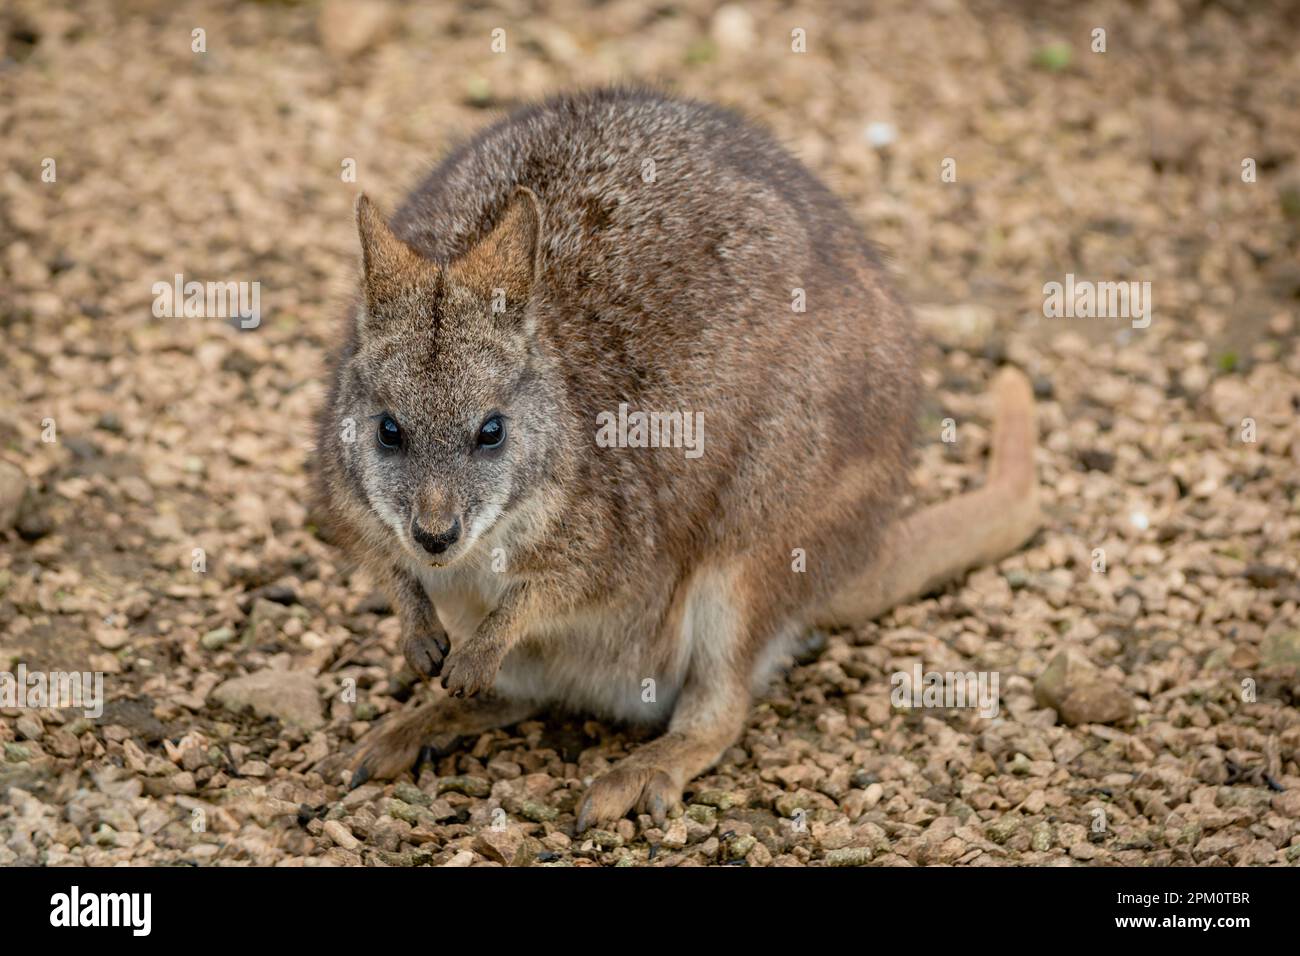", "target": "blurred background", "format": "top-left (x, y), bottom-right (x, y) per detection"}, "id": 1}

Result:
top-left (0, 0), bottom-right (1298, 867)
